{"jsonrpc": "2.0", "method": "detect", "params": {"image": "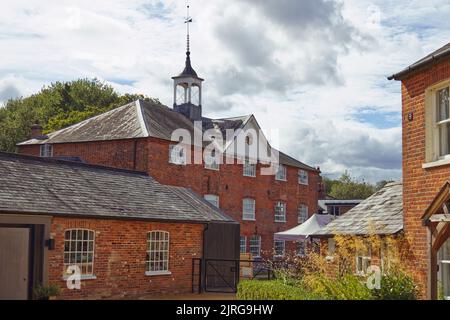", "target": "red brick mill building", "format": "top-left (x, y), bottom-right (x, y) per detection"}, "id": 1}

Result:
top-left (389, 43), bottom-right (450, 299)
top-left (16, 48), bottom-right (322, 262)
